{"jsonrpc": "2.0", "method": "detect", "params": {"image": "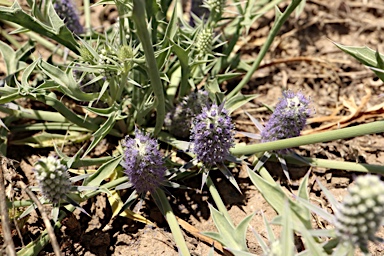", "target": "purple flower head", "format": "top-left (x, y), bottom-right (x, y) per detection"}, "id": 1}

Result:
top-left (33, 156), bottom-right (71, 204)
top-left (54, 0), bottom-right (84, 35)
top-left (190, 103), bottom-right (234, 165)
top-left (261, 91), bottom-right (311, 153)
top-left (165, 91), bottom-right (209, 139)
top-left (121, 129), bottom-right (166, 194)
